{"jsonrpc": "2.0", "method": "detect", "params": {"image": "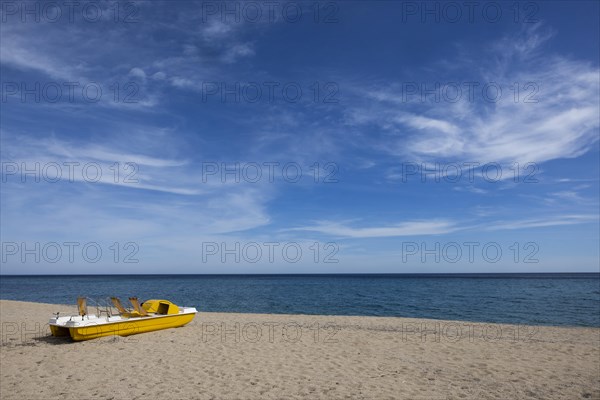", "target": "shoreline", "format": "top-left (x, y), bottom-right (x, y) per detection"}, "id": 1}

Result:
top-left (1, 300), bottom-right (599, 399)
top-left (2, 298), bottom-right (597, 329)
